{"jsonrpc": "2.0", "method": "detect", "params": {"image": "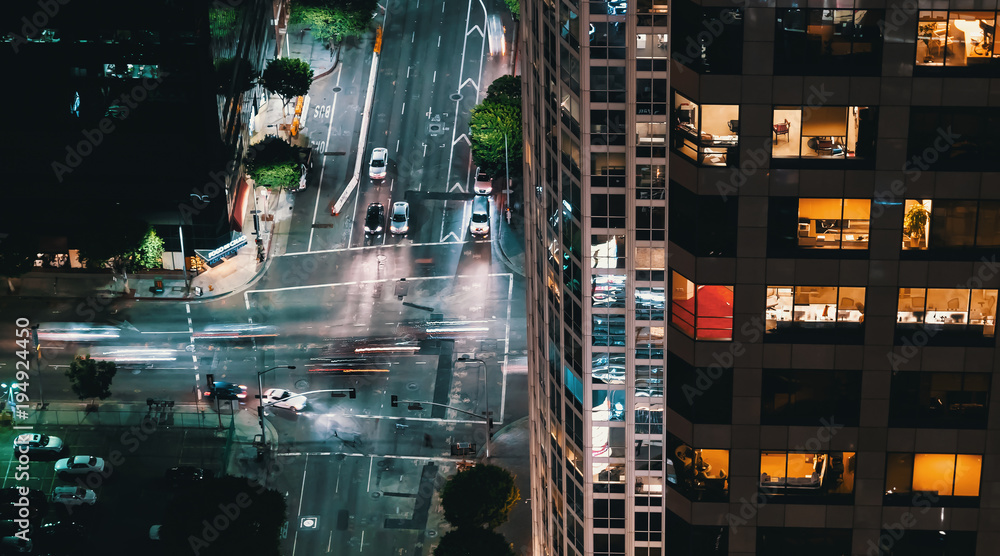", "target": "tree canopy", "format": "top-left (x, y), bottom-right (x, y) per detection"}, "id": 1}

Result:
top-left (0, 232), bottom-right (37, 279)
top-left (290, 0), bottom-right (379, 43)
top-left (485, 75), bottom-right (521, 104)
top-left (503, 0), bottom-right (519, 19)
top-left (434, 527), bottom-right (516, 556)
top-left (65, 355), bottom-right (117, 404)
top-left (261, 57), bottom-right (314, 106)
top-left (160, 475), bottom-right (287, 556)
top-left (247, 137), bottom-right (301, 189)
top-left (131, 227), bottom-right (165, 270)
top-left (469, 101), bottom-right (522, 179)
top-left (440, 464), bottom-right (520, 529)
